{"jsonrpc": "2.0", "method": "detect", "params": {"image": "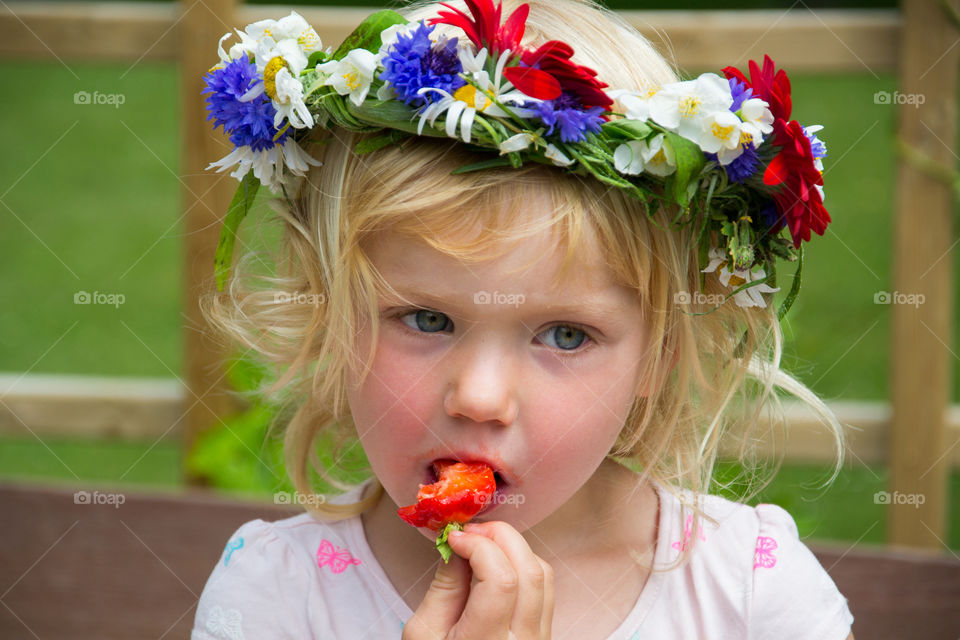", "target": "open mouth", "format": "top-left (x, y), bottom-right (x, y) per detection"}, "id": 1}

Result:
top-left (426, 458), bottom-right (507, 489)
